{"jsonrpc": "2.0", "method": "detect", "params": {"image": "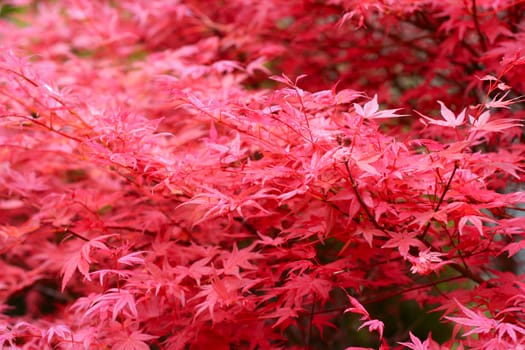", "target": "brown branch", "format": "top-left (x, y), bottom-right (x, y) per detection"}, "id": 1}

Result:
top-left (63, 228), bottom-right (89, 242)
top-left (471, 0), bottom-right (488, 52)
